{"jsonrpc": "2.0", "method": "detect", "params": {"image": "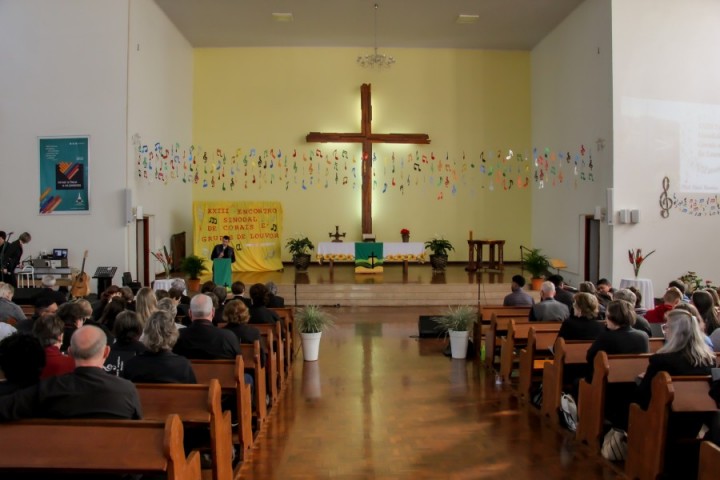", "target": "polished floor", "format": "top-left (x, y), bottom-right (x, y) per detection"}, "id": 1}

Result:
top-left (238, 306), bottom-right (620, 480)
